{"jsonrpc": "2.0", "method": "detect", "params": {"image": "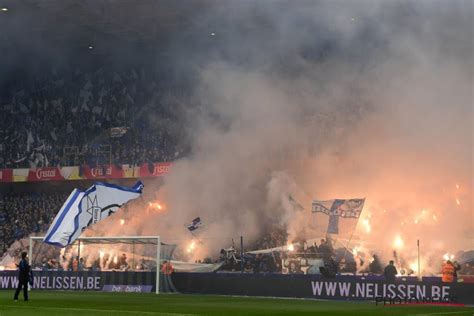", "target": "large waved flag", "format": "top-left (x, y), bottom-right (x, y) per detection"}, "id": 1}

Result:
top-left (312, 199), bottom-right (365, 235)
top-left (311, 199), bottom-right (365, 218)
top-left (44, 181), bottom-right (144, 247)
